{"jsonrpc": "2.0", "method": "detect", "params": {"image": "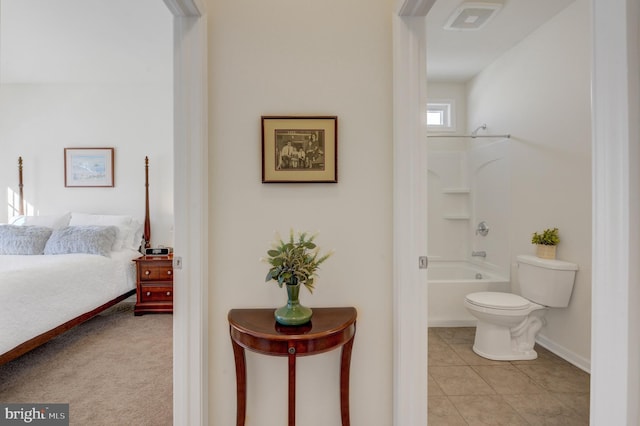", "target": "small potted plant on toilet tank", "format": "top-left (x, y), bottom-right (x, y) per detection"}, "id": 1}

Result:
top-left (531, 227), bottom-right (560, 259)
